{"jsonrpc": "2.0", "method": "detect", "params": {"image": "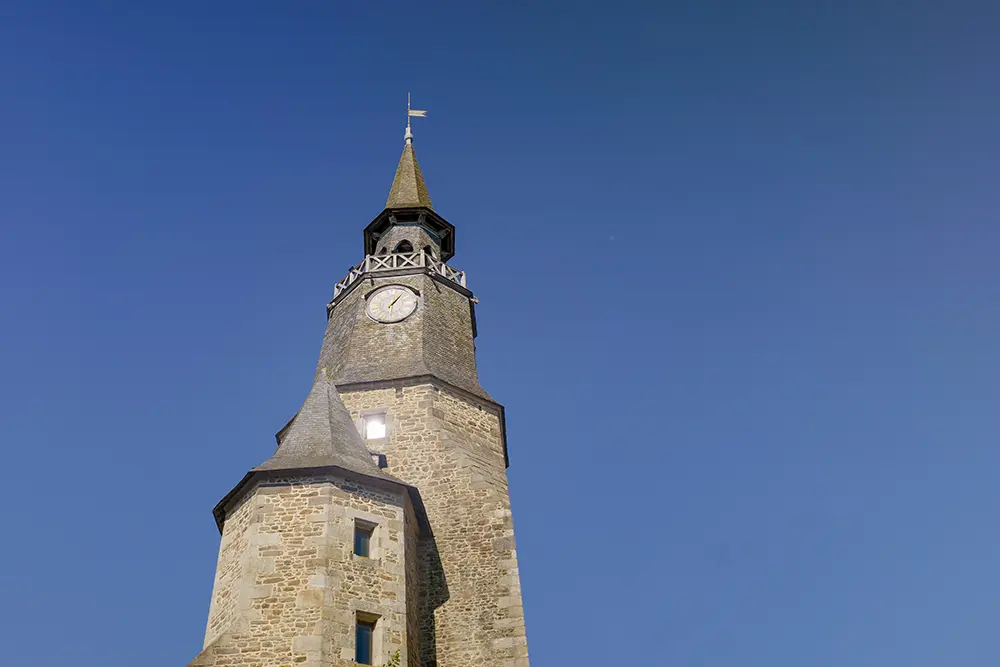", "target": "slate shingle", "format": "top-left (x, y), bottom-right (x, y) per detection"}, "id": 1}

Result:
top-left (255, 369), bottom-right (400, 484)
top-left (385, 142), bottom-right (433, 209)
